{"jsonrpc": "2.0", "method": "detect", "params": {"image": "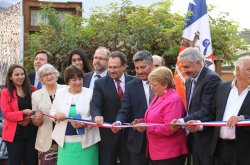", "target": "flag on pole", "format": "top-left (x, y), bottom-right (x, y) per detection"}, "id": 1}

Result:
top-left (174, 0), bottom-right (214, 109)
